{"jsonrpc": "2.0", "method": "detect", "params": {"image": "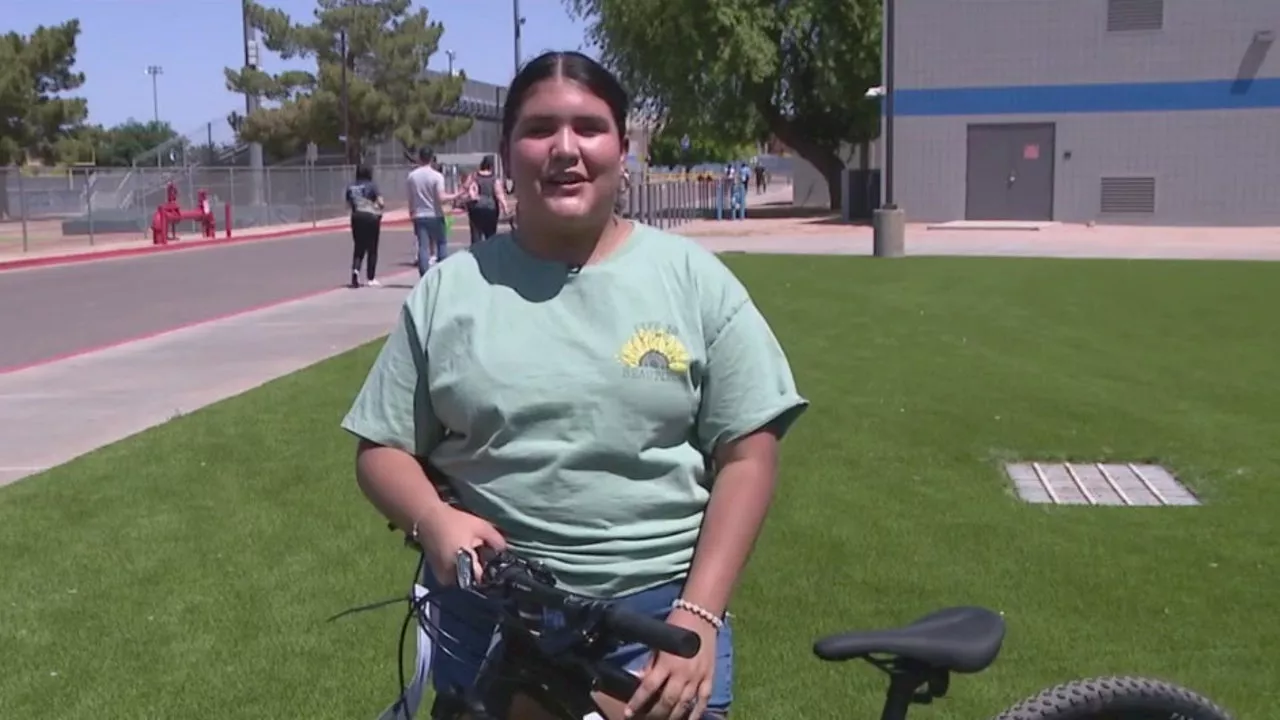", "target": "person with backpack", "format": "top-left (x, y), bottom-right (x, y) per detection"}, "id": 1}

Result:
top-left (345, 163), bottom-right (385, 288)
top-left (463, 155), bottom-right (509, 246)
